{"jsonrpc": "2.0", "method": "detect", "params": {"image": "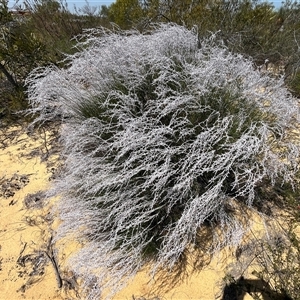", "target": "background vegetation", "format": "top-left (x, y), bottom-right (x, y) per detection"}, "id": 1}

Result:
top-left (2, 0), bottom-right (300, 121)
top-left (0, 0), bottom-right (106, 121)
